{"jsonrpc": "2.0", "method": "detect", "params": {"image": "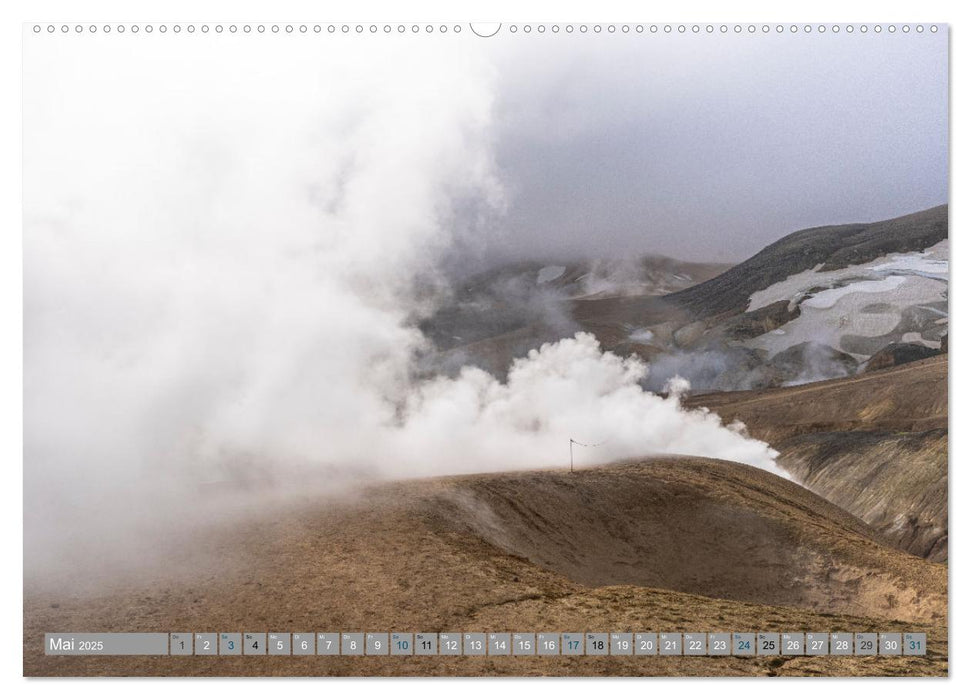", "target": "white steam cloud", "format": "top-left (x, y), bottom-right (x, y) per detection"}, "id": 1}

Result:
top-left (395, 332), bottom-right (780, 474)
top-left (24, 36), bottom-right (779, 574)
